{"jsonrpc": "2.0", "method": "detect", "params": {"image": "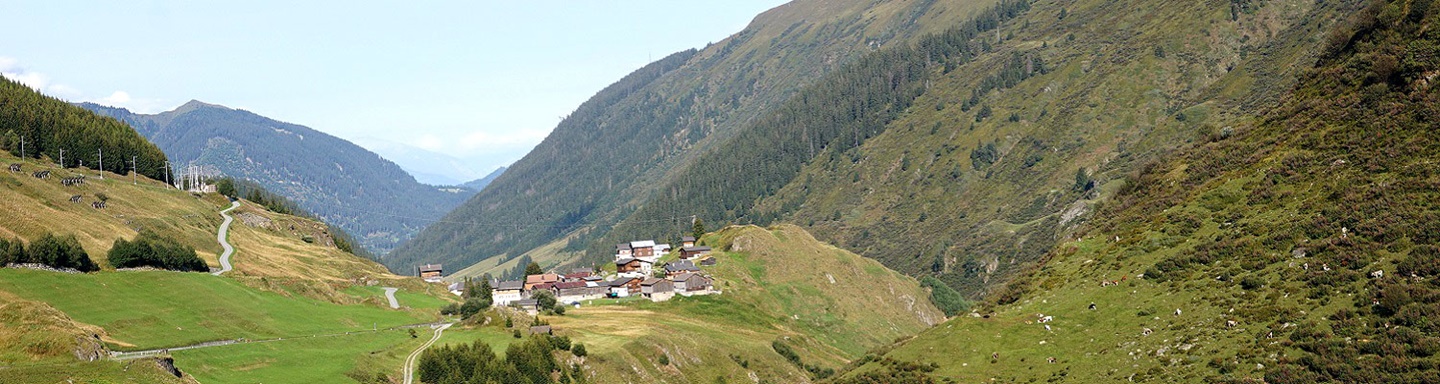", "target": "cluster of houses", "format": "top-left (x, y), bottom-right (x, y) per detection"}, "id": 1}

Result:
top-left (442, 237), bottom-right (720, 315)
